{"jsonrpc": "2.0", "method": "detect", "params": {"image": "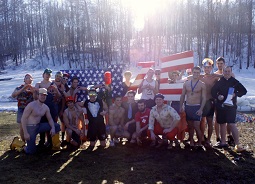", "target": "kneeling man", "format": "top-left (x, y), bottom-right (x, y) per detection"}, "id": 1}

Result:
top-left (22, 88), bottom-right (60, 154)
top-left (148, 93), bottom-right (180, 149)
